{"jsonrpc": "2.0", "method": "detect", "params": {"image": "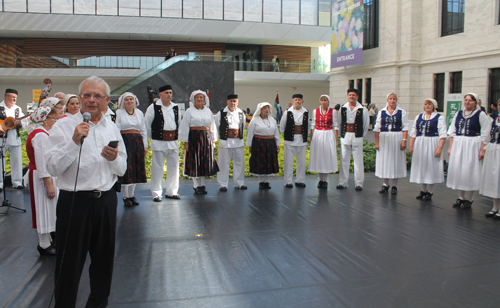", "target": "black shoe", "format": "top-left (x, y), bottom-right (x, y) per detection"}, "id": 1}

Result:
top-left (124, 198), bottom-right (133, 207)
top-left (236, 185), bottom-right (248, 190)
top-left (265, 182), bottom-right (271, 189)
top-left (391, 186), bottom-right (398, 194)
top-left (379, 185), bottom-right (390, 193)
top-left (493, 213), bottom-right (500, 220)
top-left (130, 196), bottom-right (139, 205)
top-left (259, 182), bottom-right (266, 189)
top-left (295, 182), bottom-right (306, 188)
top-left (195, 187), bottom-right (205, 195)
top-left (201, 186), bottom-right (207, 194)
top-left (336, 184), bottom-right (346, 189)
top-left (423, 192), bottom-right (433, 200)
top-left (50, 232), bottom-right (56, 248)
top-left (452, 198), bottom-right (463, 208)
top-left (355, 186), bottom-right (363, 191)
top-left (219, 187), bottom-right (228, 192)
top-left (322, 181), bottom-right (328, 189)
top-left (317, 181), bottom-right (323, 188)
top-left (14, 185), bottom-right (25, 190)
top-left (37, 244), bottom-right (56, 256)
top-left (460, 200), bottom-right (473, 209)
top-left (285, 183), bottom-right (293, 188)
top-left (416, 191), bottom-right (426, 199)
top-left (165, 194), bottom-right (181, 199)
top-left (485, 210), bottom-right (499, 218)
top-left (153, 196), bottom-right (162, 202)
